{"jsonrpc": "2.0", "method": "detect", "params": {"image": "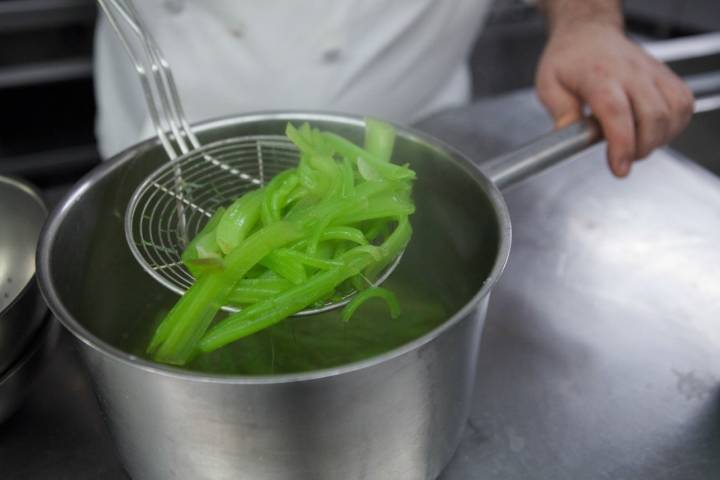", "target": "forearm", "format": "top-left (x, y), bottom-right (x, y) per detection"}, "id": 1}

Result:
top-left (538, 0), bottom-right (623, 33)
